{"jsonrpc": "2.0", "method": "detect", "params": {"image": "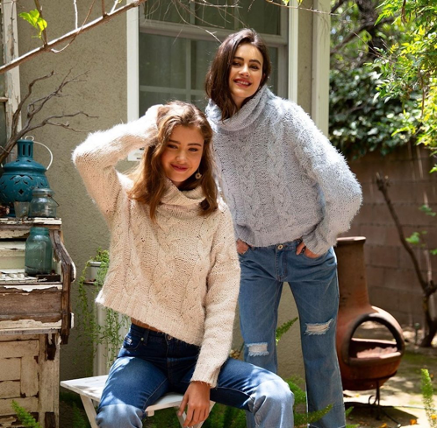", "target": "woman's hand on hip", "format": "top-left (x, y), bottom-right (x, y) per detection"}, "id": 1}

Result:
top-left (296, 240), bottom-right (320, 258)
top-left (178, 381), bottom-right (211, 427)
top-left (236, 239), bottom-right (250, 255)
